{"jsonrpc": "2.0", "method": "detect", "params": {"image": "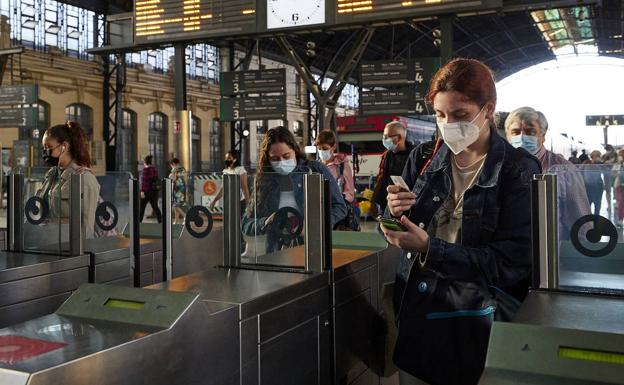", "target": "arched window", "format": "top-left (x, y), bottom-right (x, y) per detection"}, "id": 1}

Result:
top-left (65, 103), bottom-right (93, 138)
top-left (118, 109), bottom-right (137, 173)
top-left (191, 116), bottom-right (201, 172)
top-left (148, 112), bottom-right (168, 177)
